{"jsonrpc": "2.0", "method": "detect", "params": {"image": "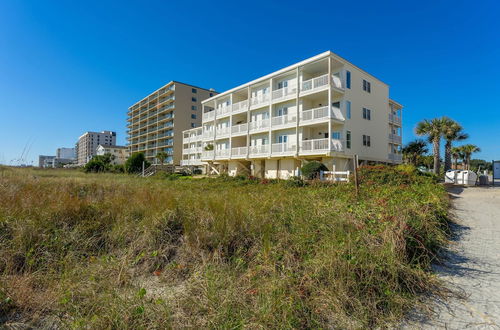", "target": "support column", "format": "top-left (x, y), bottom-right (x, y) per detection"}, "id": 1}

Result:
top-left (328, 56), bottom-right (332, 153)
